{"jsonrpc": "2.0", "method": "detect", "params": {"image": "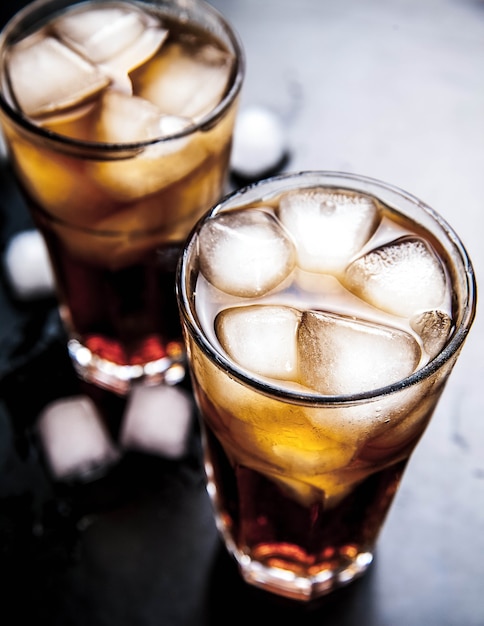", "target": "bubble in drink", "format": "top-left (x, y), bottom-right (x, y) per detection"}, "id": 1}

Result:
top-left (198, 209), bottom-right (296, 297)
top-left (278, 188), bottom-right (381, 274)
top-left (344, 236), bottom-right (447, 317)
top-left (298, 310), bottom-right (421, 394)
top-left (215, 305), bottom-right (301, 379)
